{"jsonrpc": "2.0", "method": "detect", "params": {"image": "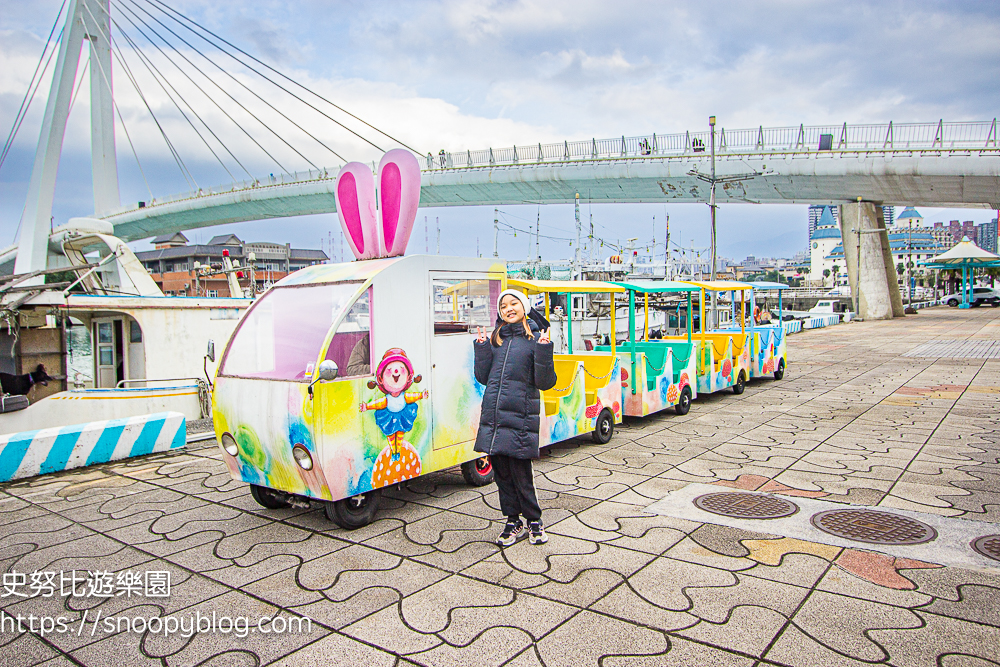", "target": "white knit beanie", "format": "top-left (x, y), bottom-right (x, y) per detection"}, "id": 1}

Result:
top-left (497, 289), bottom-right (530, 317)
